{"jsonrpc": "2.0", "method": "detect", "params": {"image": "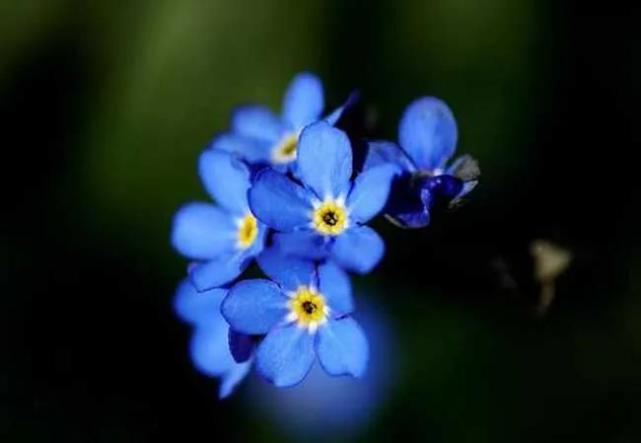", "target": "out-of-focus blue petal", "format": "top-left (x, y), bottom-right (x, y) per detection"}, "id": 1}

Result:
top-left (248, 169), bottom-right (313, 231)
top-left (189, 252), bottom-right (248, 291)
top-left (209, 133), bottom-right (271, 163)
top-left (331, 226), bottom-right (385, 274)
top-left (297, 122), bottom-right (352, 198)
top-left (199, 150), bottom-right (251, 214)
top-left (398, 97), bottom-right (458, 171)
top-left (256, 324), bottom-right (315, 387)
top-left (190, 323), bottom-right (235, 377)
top-left (318, 261), bottom-right (353, 316)
top-left (256, 247), bottom-right (316, 292)
top-left (171, 203), bottom-right (236, 260)
top-left (228, 330), bottom-right (255, 363)
top-left (173, 279), bottom-right (227, 325)
top-left (347, 164), bottom-right (399, 223)
top-left (324, 91), bottom-right (360, 126)
top-left (219, 360), bottom-right (252, 399)
top-left (249, 298), bottom-right (396, 438)
top-left (222, 279), bottom-right (288, 335)
top-left (272, 231), bottom-right (331, 261)
top-left (231, 105), bottom-right (282, 142)
top-left (363, 140), bottom-right (416, 172)
top-left (282, 72), bottom-right (324, 129)
top-left (316, 317), bottom-right (368, 378)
